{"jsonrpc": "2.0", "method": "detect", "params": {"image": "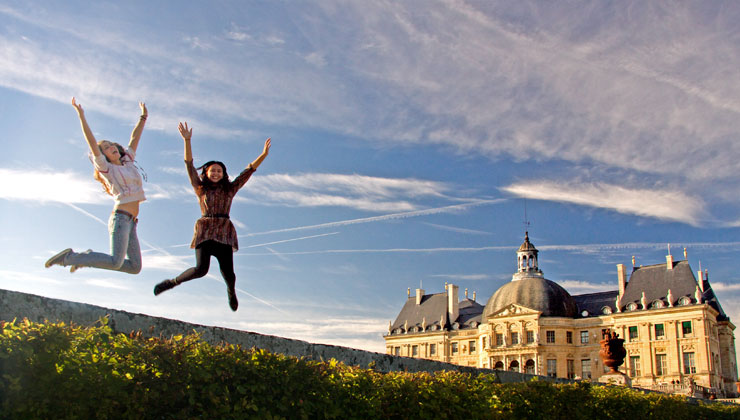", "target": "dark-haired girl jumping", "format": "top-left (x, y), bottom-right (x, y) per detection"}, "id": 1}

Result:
top-left (153, 122), bottom-right (270, 311)
top-left (45, 97), bottom-right (148, 274)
